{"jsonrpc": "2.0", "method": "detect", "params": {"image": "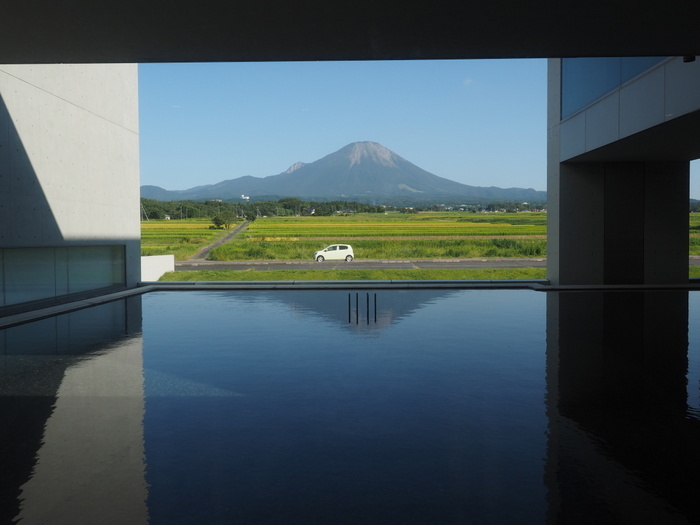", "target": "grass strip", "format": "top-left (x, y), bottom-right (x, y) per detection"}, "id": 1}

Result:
top-left (161, 266), bottom-right (700, 281)
top-left (209, 238), bottom-right (547, 260)
top-left (159, 267), bottom-right (548, 281)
